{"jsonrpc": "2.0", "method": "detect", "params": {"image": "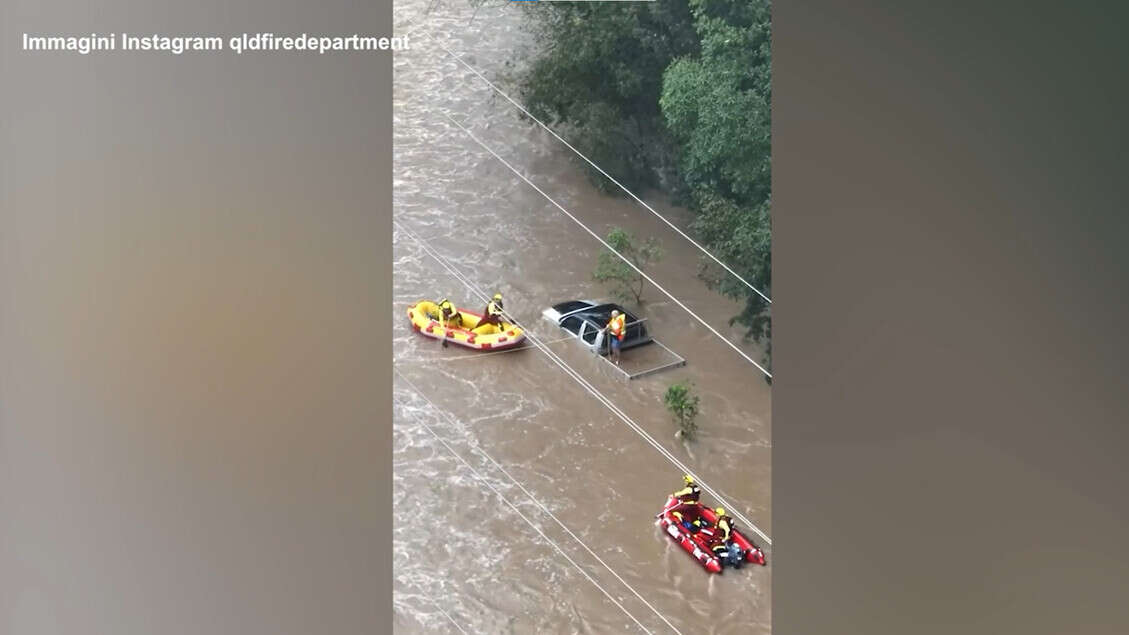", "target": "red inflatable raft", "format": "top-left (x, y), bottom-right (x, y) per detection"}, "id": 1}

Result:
top-left (656, 496), bottom-right (766, 573)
